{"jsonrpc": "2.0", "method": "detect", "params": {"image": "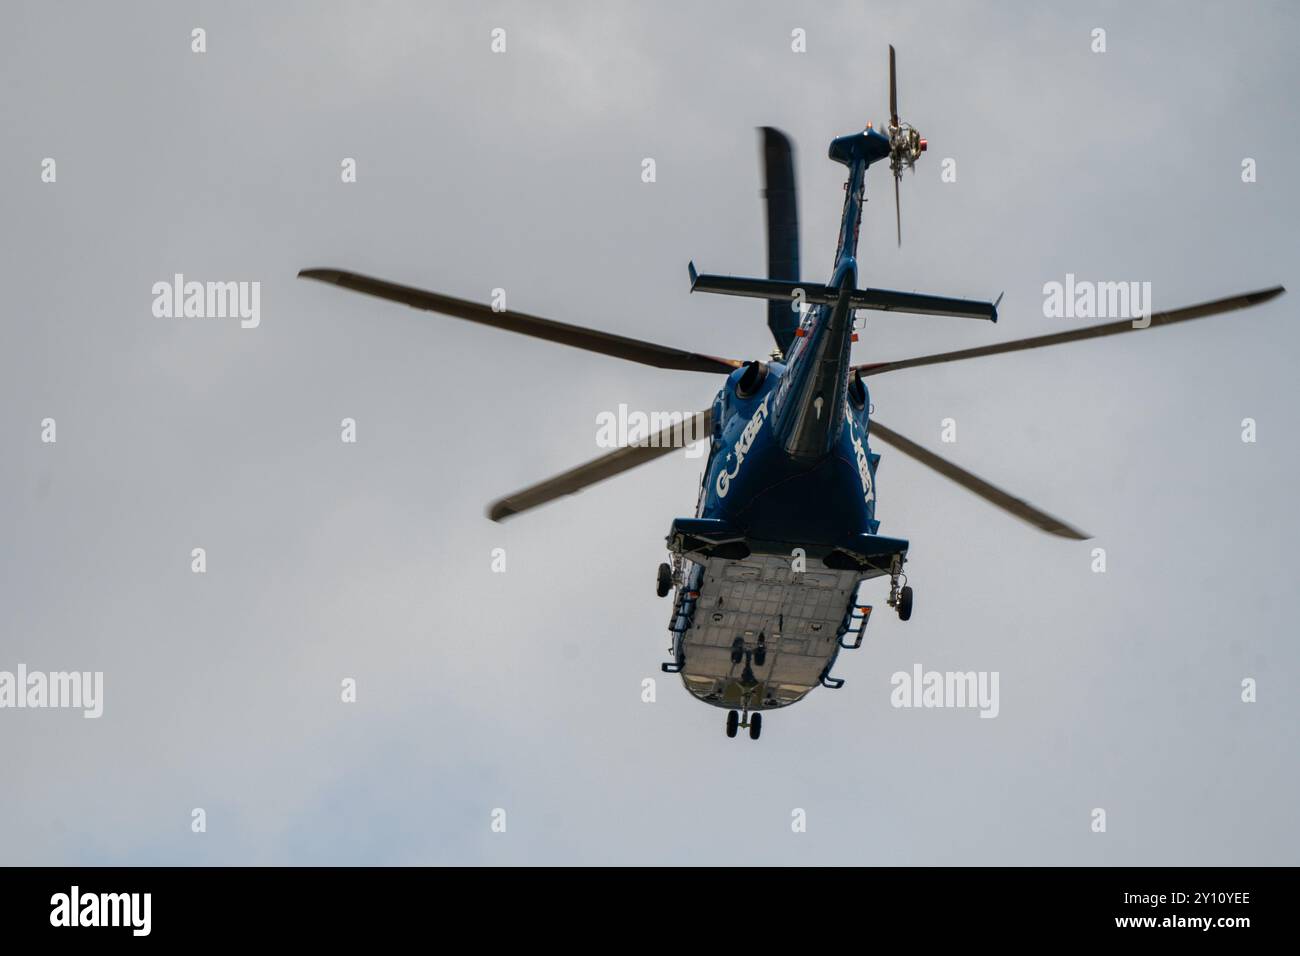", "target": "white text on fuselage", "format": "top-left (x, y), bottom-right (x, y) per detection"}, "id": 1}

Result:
top-left (716, 395), bottom-right (771, 498)
top-left (851, 421), bottom-right (875, 506)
